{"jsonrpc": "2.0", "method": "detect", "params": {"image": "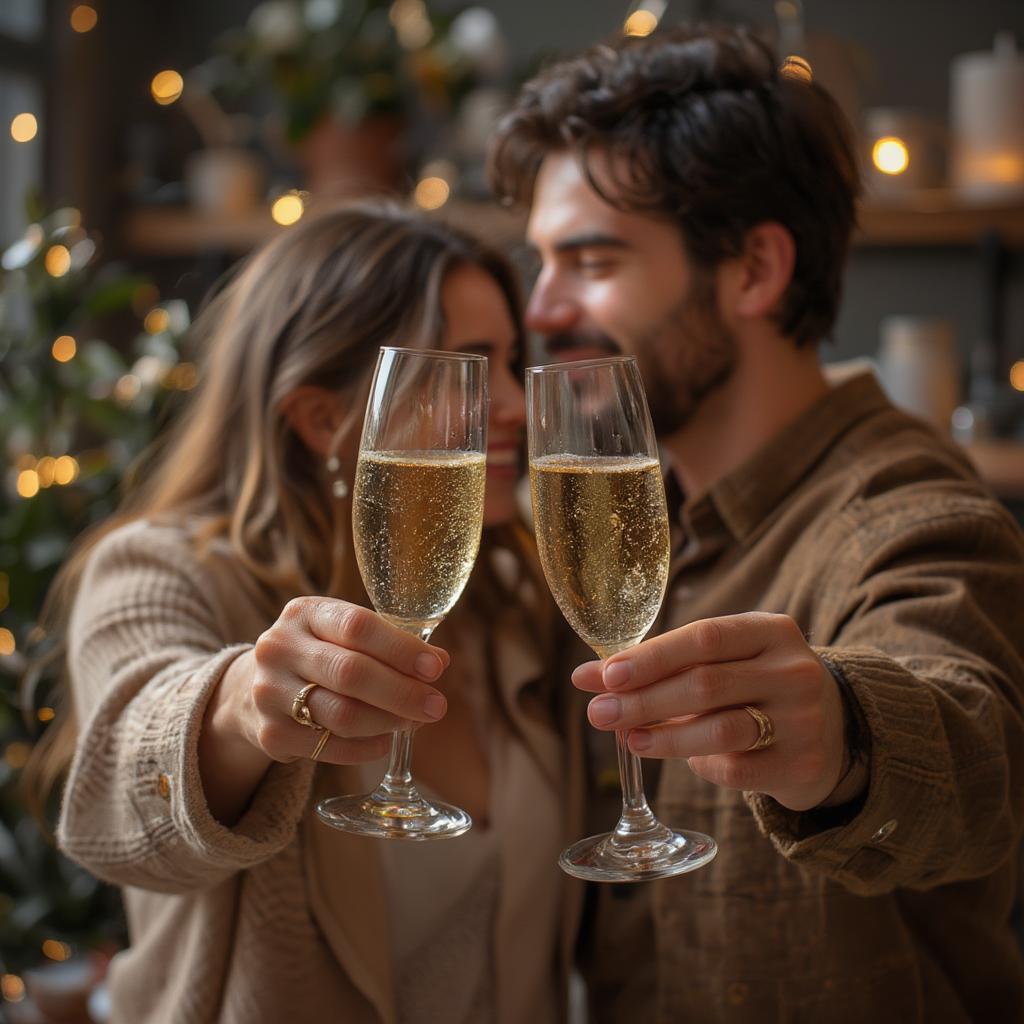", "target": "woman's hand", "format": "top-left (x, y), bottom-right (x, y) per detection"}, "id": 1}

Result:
top-left (199, 597), bottom-right (450, 823)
